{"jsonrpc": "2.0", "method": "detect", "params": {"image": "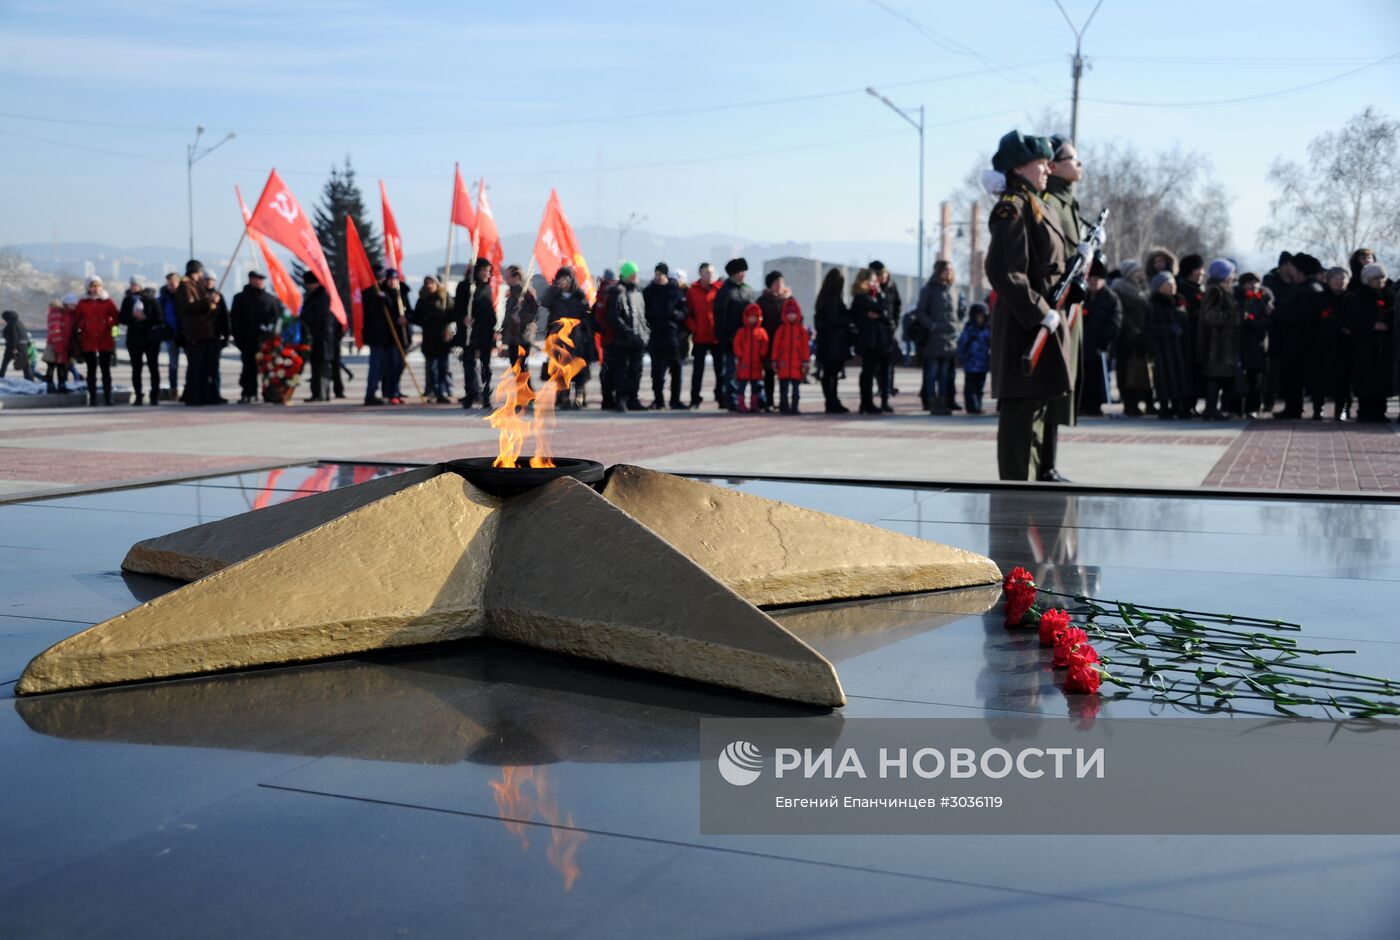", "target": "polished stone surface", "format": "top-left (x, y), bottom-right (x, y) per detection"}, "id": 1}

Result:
top-left (2, 463), bottom-right (1399, 938)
